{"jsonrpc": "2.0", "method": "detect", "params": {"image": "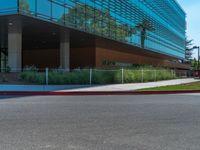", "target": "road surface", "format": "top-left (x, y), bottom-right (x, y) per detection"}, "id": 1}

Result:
top-left (0, 95), bottom-right (200, 150)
